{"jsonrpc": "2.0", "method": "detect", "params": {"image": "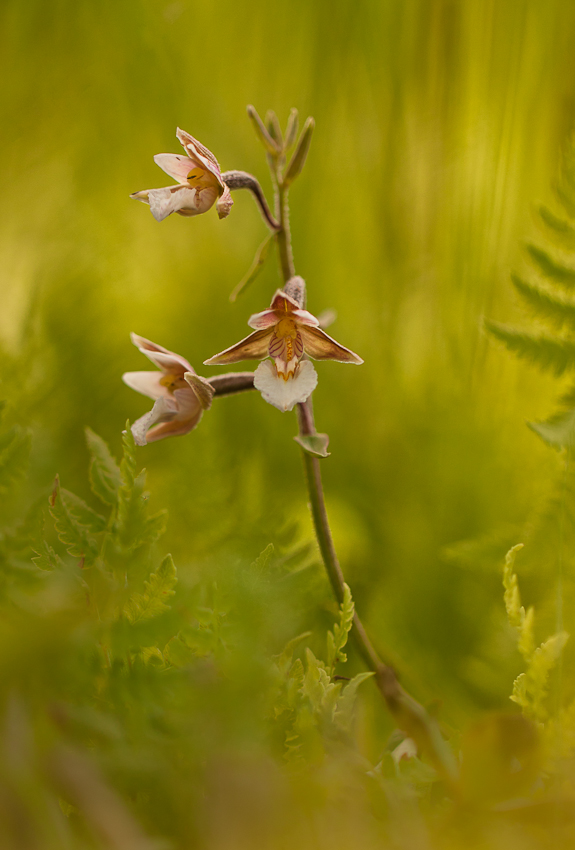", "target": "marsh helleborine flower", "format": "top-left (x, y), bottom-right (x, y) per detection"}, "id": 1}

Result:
top-left (130, 128), bottom-right (233, 222)
top-left (204, 290), bottom-right (363, 412)
top-left (123, 334), bottom-right (215, 445)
